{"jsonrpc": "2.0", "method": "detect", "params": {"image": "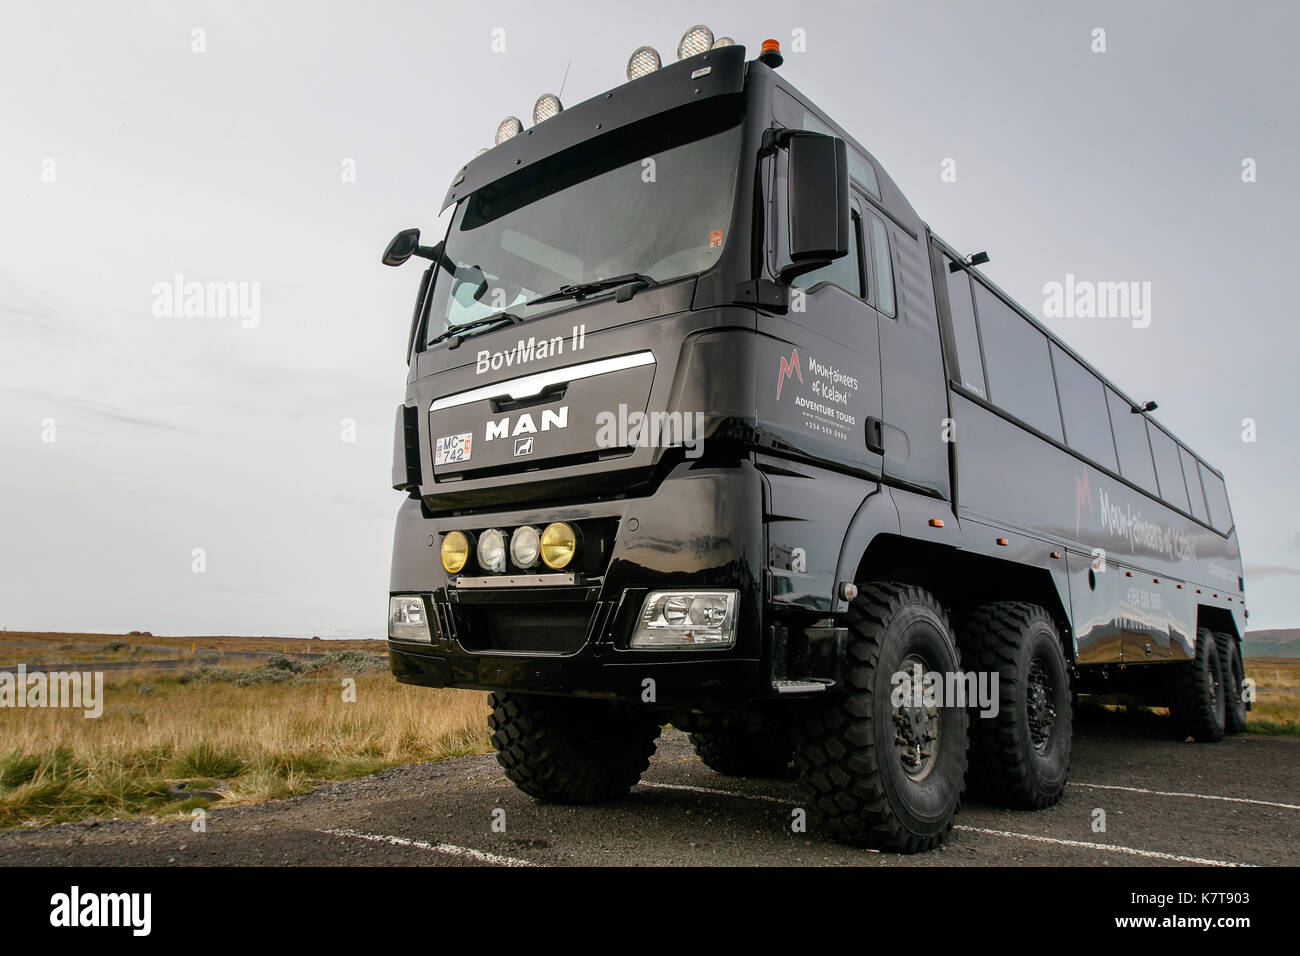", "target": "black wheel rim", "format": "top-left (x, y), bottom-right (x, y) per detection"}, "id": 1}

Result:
top-left (1027, 657), bottom-right (1057, 754)
top-left (892, 652), bottom-right (940, 780)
